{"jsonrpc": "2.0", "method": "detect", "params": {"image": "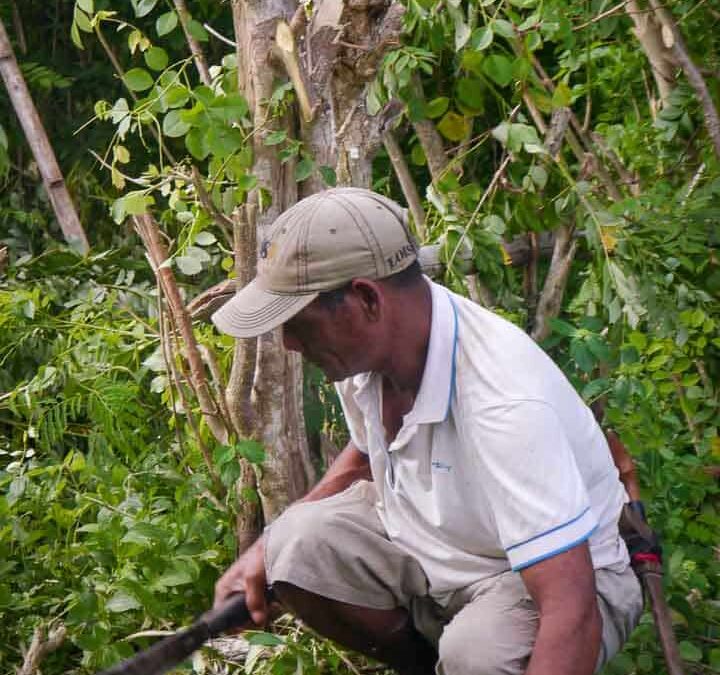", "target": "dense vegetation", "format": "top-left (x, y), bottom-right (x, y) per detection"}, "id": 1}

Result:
top-left (0, 1), bottom-right (718, 674)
